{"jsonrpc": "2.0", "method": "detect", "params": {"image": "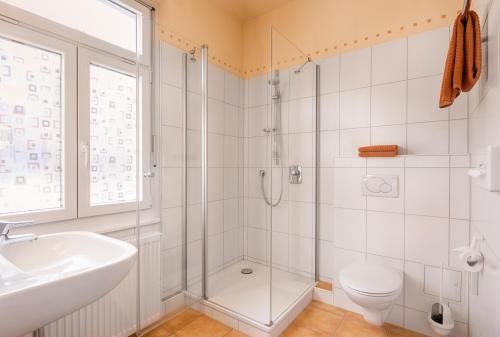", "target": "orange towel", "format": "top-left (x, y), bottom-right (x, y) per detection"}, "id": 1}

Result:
top-left (439, 9), bottom-right (481, 108)
top-left (358, 145), bottom-right (398, 153)
top-left (358, 151), bottom-right (397, 158)
top-left (463, 11), bottom-right (482, 91)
